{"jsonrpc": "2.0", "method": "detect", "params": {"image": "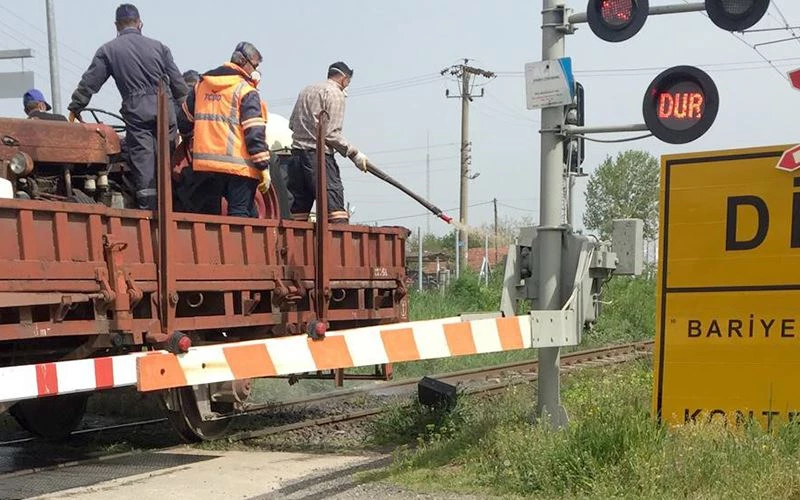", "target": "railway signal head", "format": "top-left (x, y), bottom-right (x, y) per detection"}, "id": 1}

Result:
top-left (586, 0), bottom-right (650, 42)
top-left (642, 65), bottom-right (719, 144)
top-left (705, 0), bottom-right (770, 32)
top-left (563, 82), bottom-right (585, 173)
